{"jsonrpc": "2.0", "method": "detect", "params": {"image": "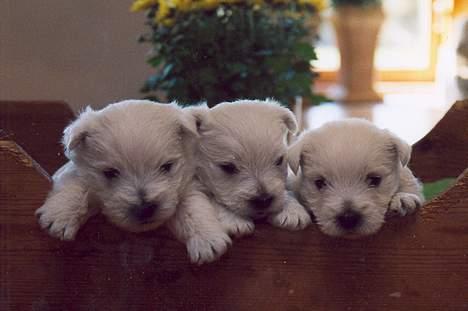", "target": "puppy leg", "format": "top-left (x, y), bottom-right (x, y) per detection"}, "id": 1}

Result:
top-left (35, 162), bottom-right (94, 240)
top-left (168, 187), bottom-right (231, 265)
top-left (388, 167), bottom-right (424, 216)
top-left (268, 191), bottom-right (311, 230)
top-left (216, 205), bottom-right (255, 238)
